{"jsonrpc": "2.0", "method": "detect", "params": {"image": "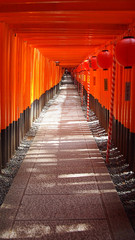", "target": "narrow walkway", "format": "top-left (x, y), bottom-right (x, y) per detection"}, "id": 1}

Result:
top-left (0, 82), bottom-right (135, 240)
